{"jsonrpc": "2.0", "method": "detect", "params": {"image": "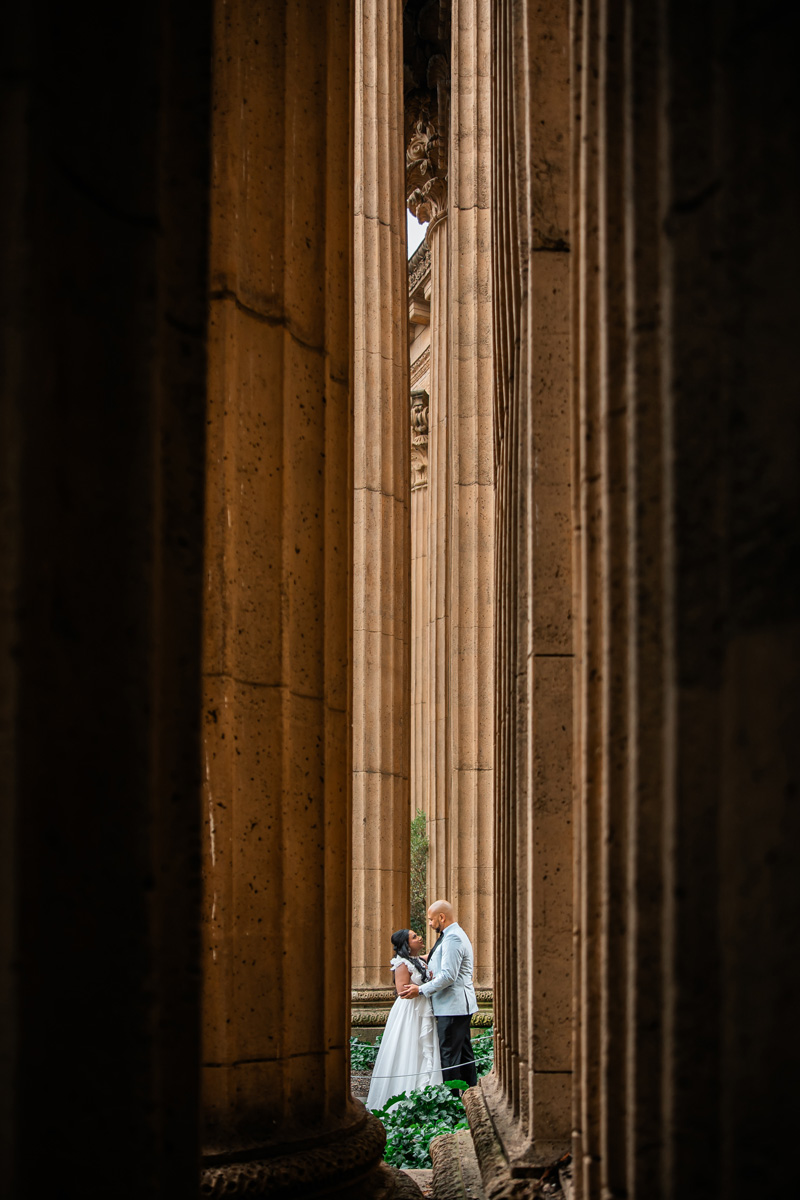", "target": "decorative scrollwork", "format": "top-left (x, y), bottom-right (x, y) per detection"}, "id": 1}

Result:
top-left (351, 1010), bottom-right (391, 1026)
